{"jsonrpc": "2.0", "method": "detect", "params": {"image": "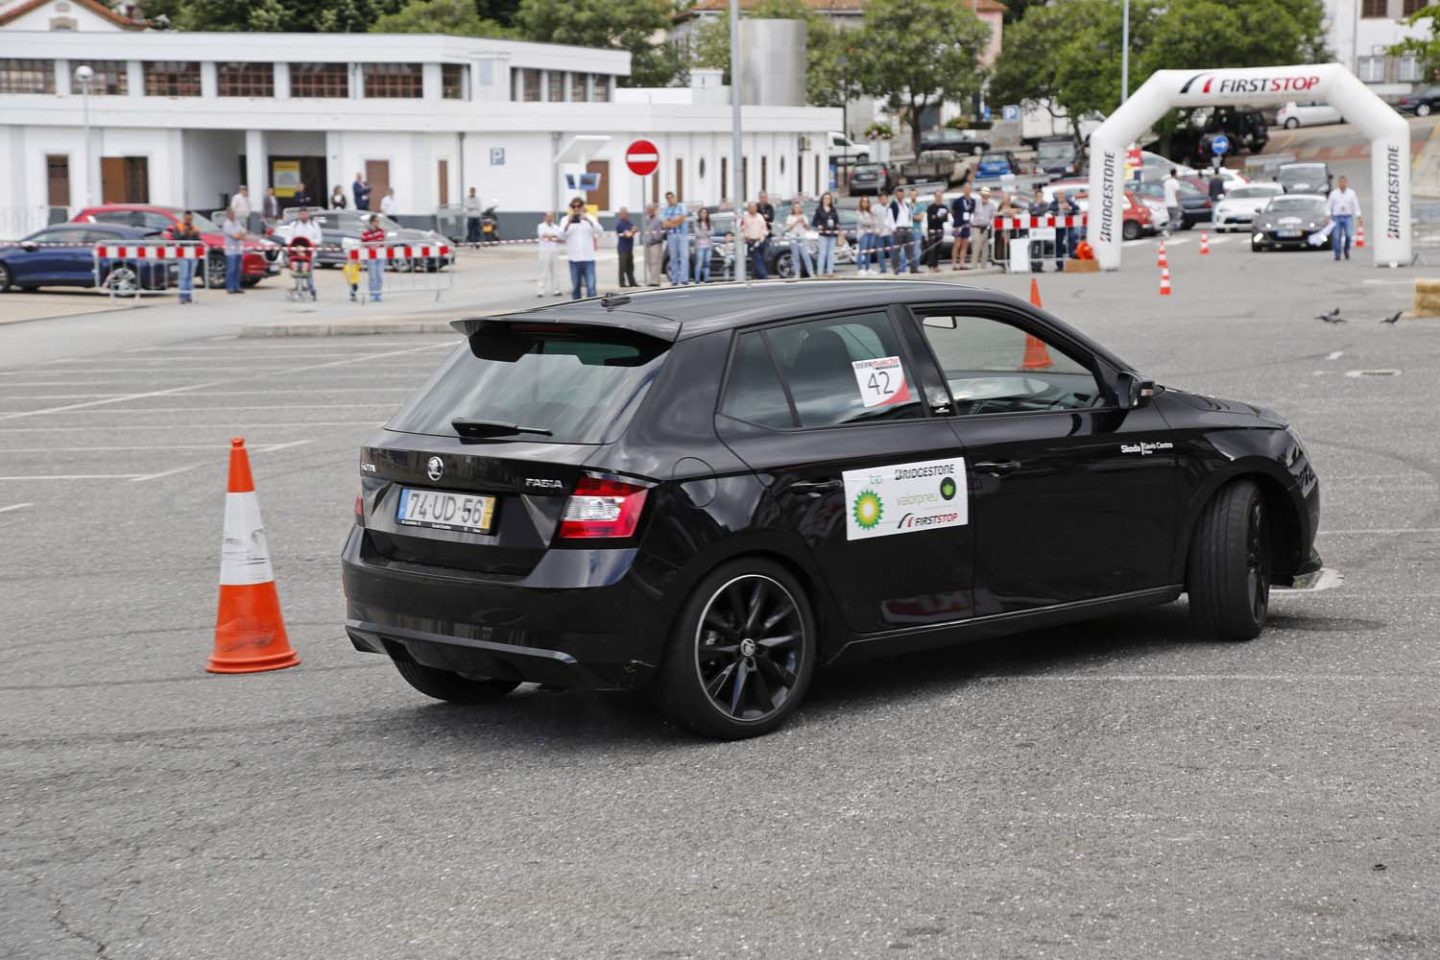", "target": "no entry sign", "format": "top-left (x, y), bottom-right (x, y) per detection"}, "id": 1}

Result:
top-left (625, 139), bottom-right (660, 177)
